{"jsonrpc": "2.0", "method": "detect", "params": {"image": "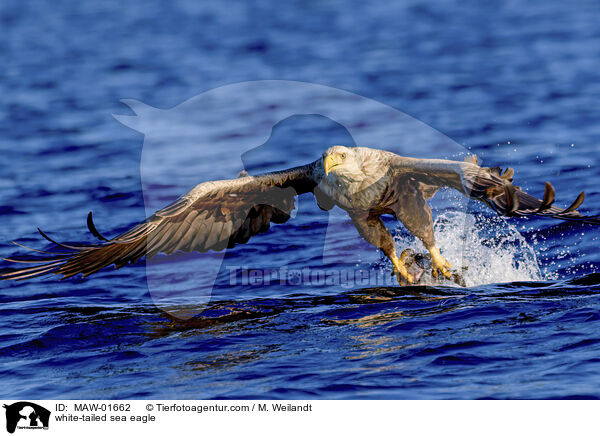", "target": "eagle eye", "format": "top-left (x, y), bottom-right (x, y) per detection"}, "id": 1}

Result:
top-left (341, 153), bottom-right (346, 159)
